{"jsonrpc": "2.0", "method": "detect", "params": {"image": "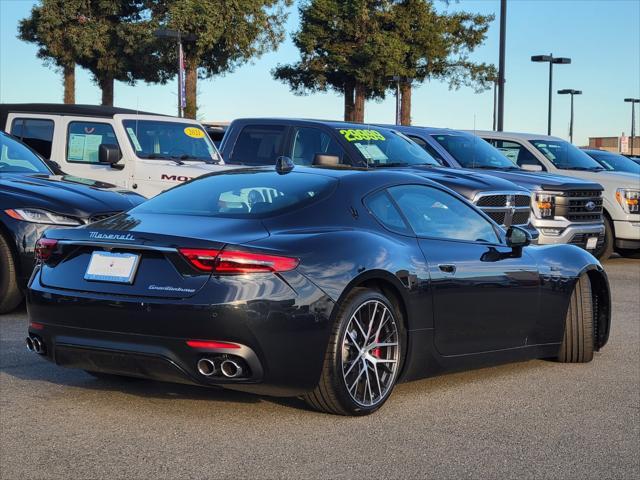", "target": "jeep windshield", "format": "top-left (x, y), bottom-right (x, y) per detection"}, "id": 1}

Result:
top-left (0, 132), bottom-right (50, 174)
top-left (336, 128), bottom-right (440, 167)
top-left (122, 120), bottom-right (220, 163)
top-left (431, 134), bottom-right (518, 170)
top-left (530, 140), bottom-right (604, 171)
